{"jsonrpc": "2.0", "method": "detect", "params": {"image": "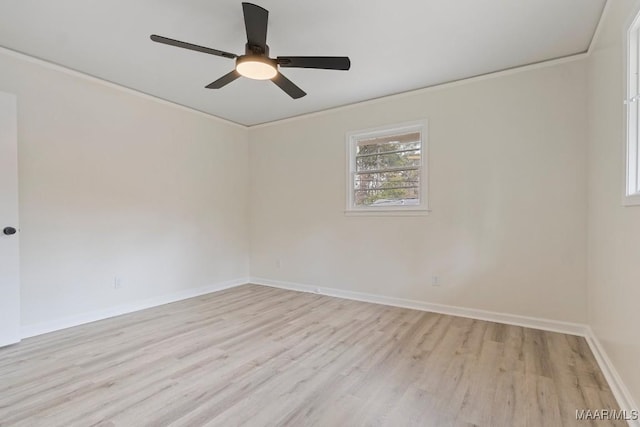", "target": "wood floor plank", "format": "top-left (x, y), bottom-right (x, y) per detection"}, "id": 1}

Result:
top-left (0, 284), bottom-right (623, 426)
